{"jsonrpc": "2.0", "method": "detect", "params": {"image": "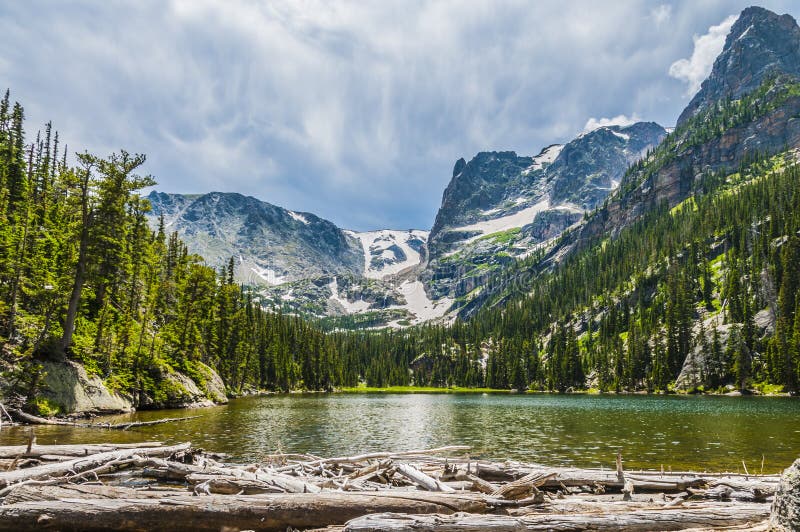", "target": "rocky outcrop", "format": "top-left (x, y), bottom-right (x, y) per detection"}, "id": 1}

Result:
top-left (548, 122), bottom-right (666, 208)
top-left (137, 363), bottom-right (229, 410)
top-left (193, 361), bottom-right (228, 404)
top-left (39, 361), bottom-right (134, 415)
top-left (430, 151), bottom-right (536, 238)
top-left (37, 360), bottom-right (228, 415)
top-left (770, 458), bottom-right (800, 531)
top-left (678, 7), bottom-right (800, 125)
